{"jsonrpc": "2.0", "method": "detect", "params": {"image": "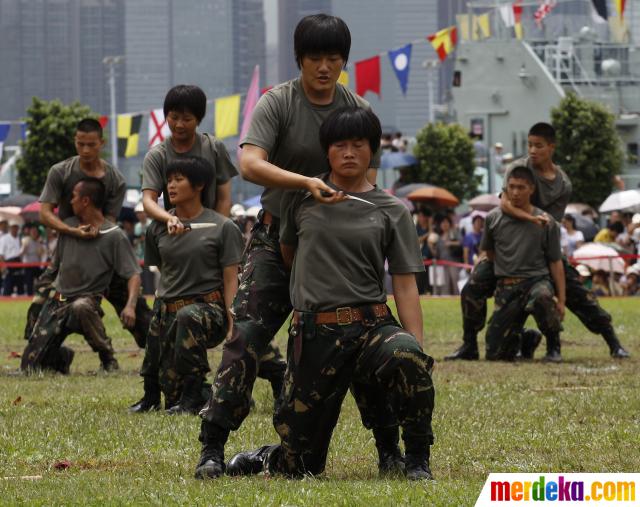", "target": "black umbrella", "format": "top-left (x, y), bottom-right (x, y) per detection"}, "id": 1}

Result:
top-left (0, 193), bottom-right (38, 207)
